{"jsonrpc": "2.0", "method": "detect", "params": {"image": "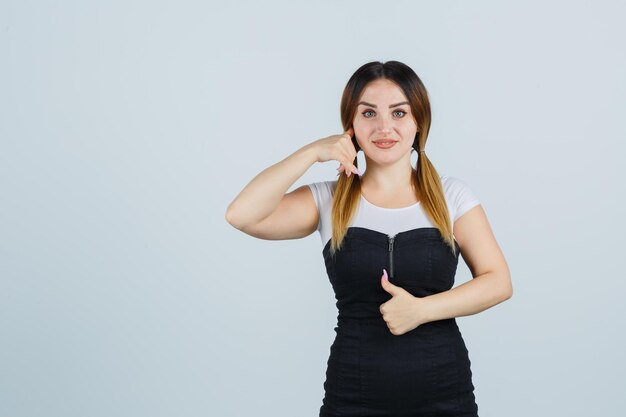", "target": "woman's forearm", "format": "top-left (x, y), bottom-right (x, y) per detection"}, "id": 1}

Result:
top-left (225, 144), bottom-right (319, 229)
top-left (419, 271), bottom-right (513, 324)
